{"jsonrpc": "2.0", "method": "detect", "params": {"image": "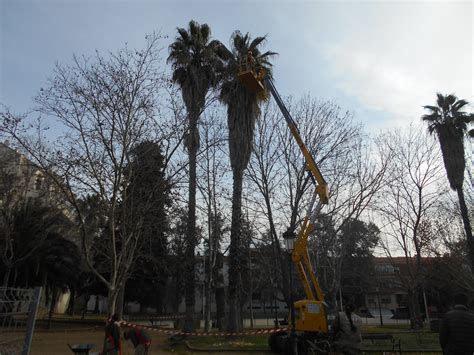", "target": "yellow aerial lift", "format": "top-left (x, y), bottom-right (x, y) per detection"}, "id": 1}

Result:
top-left (239, 59), bottom-right (331, 354)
